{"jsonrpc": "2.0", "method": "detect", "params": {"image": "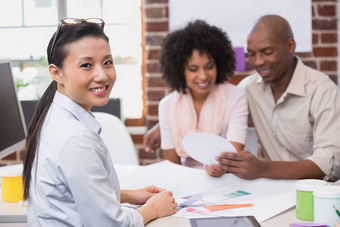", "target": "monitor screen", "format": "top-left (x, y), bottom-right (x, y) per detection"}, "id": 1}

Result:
top-left (0, 59), bottom-right (27, 159)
